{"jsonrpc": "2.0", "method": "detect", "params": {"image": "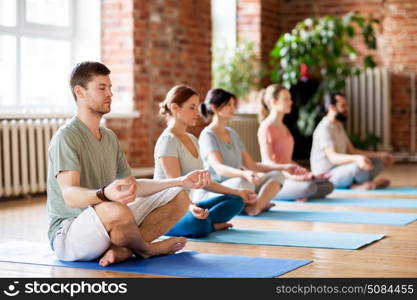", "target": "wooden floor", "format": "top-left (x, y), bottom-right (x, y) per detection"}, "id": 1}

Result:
top-left (1, 163), bottom-right (416, 278)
